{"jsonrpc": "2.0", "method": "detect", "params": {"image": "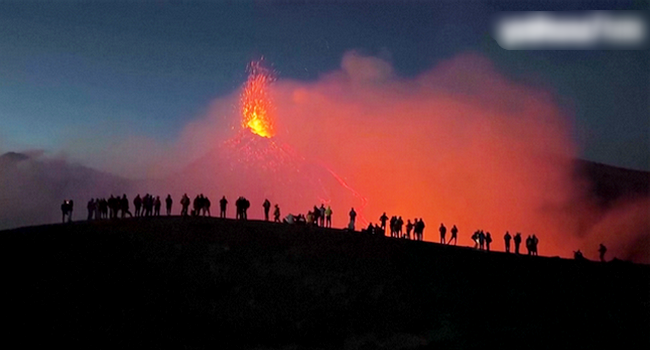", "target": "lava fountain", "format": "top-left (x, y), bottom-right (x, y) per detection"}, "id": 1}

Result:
top-left (222, 59), bottom-right (368, 226)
